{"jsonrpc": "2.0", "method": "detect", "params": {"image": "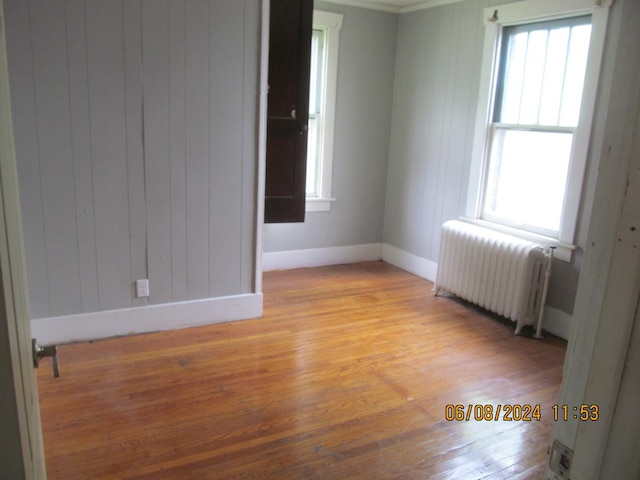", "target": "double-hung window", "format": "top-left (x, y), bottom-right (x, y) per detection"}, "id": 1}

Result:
top-left (467, 0), bottom-right (611, 261)
top-left (306, 11), bottom-right (342, 212)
